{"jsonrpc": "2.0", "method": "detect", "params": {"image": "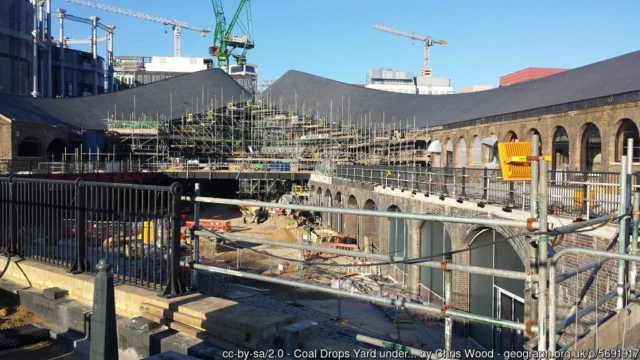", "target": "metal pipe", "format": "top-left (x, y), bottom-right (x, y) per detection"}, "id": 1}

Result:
top-left (46, 0), bottom-right (51, 97)
top-left (106, 25), bottom-right (114, 93)
top-left (550, 213), bottom-right (619, 235)
top-left (631, 191), bottom-right (639, 294)
top-left (529, 134), bottom-right (540, 341)
top-left (199, 231), bottom-right (536, 280)
top-left (618, 156), bottom-right (628, 310)
top-left (548, 248), bottom-right (640, 352)
top-left (183, 261), bottom-right (538, 333)
top-left (194, 183), bottom-right (200, 263)
top-left (444, 269), bottom-right (452, 352)
top-left (554, 289), bottom-right (618, 333)
top-left (355, 334), bottom-right (428, 358)
top-left (58, 8), bottom-right (65, 97)
top-left (31, 0), bottom-right (39, 97)
top-left (90, 16), bottom-right (99, 95)
top-left (558, 312), bottom-right (615, 351)
top-left (186, 196), bottom-right (540, 229)
top-left (555, 233), bottom-right (619, 285)
top-left (537, 159), bottom-right (549, 356)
